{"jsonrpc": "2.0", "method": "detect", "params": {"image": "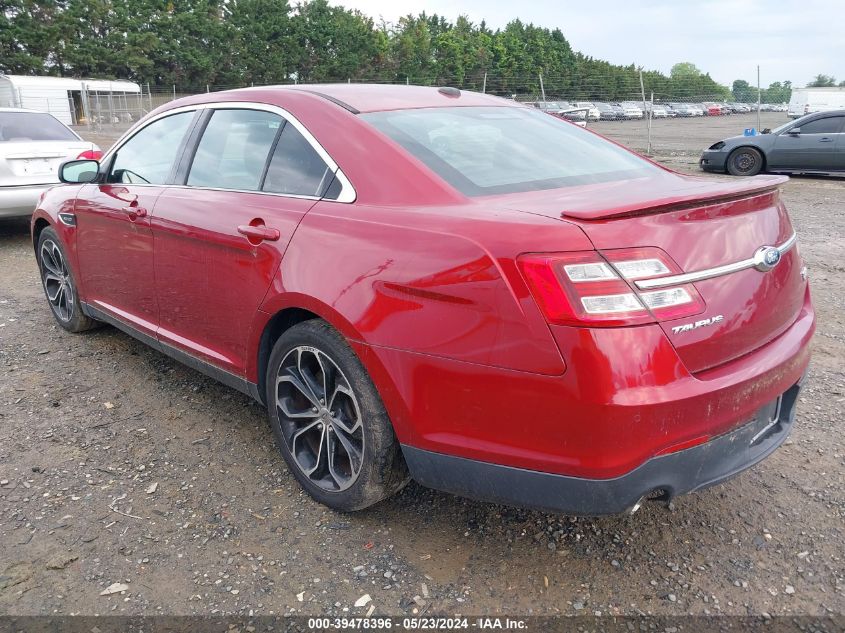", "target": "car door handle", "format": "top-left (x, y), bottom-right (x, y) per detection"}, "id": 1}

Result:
top-left (237, 224), bottom-right (280, 242)
top-left (121, 201), bottom-right (147, 218)
top-left (819, 137), bottom-right (834, 142)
